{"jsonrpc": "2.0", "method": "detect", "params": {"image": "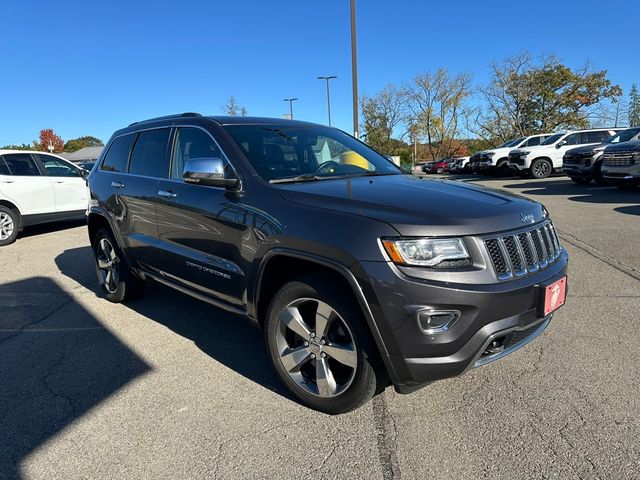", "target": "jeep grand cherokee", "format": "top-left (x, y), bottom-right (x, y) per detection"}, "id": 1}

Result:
top-left (87, 113), bottom-right (568, 414)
